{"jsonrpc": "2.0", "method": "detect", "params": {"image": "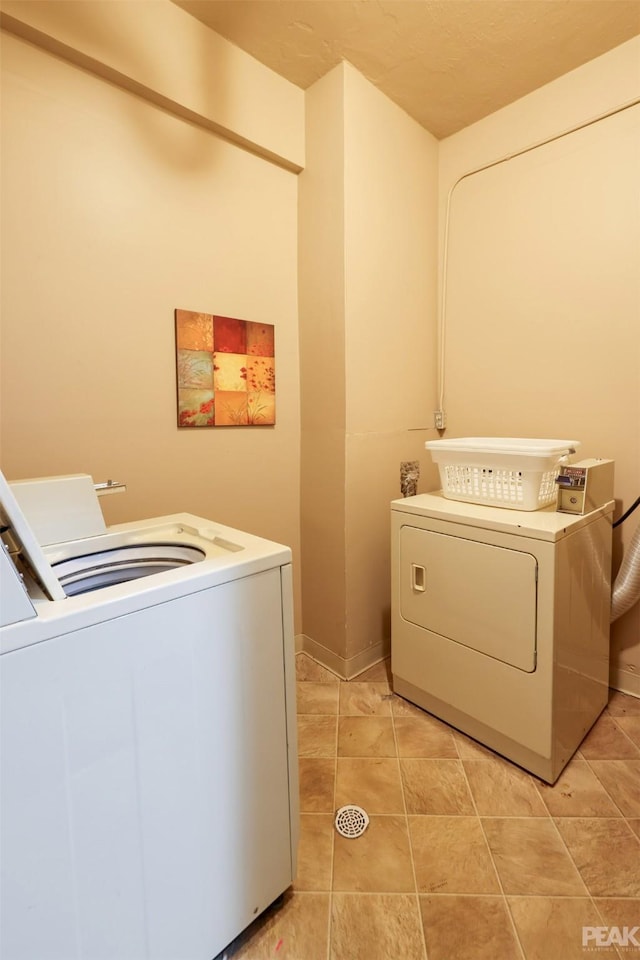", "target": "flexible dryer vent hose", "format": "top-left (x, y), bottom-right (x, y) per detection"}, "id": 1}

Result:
top-left (611, 520), bottom-right (640, 622)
